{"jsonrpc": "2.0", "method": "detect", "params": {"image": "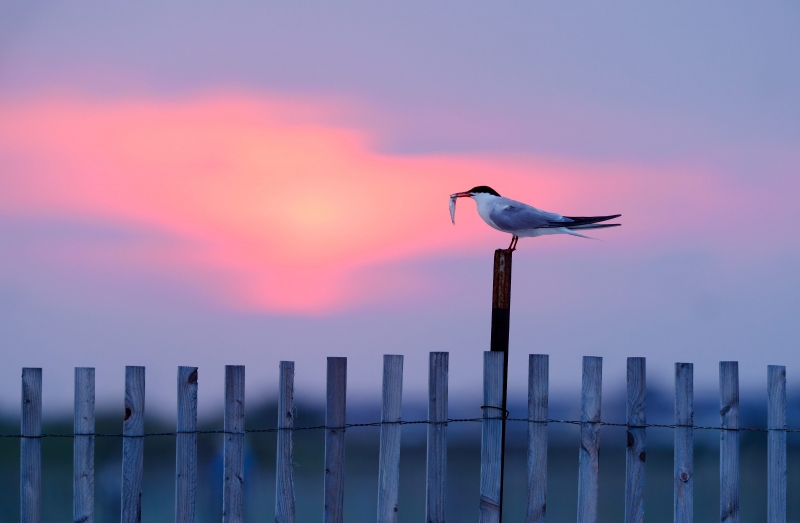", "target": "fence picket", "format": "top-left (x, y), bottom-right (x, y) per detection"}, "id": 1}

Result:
top-left (577, 356), bottom-right (602, 523)
top-left (767, 365), bottom-right (786, 523)
top-left (74, 368), bottom-right (95, 523)
top-left (526, 354), bottom-right (548, 523)
top-left (276, 361), bottom-right (296, 523)
top-left (175, 367), bottom-right (198, 523)
top-left (479, 351), bottom-right (505, 523)
top-left (719, 361), bottom-right (739, 523)
top-left (426, 352), bottom-right (449, 523)
top-left (21, 368), bottom-right (42, 523)
top-left (674, 363), bottom-right (693, 523)
top-left (324, 357), bottom-right (347, 523)
top-left (122, 366), bottom-right (145, 523)
top-left (223, 365), bottom-right (245, 523)
top-left (377, 355), bottom-right (403, 523)
top-left (625, 357), bottom-right (646, 523)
